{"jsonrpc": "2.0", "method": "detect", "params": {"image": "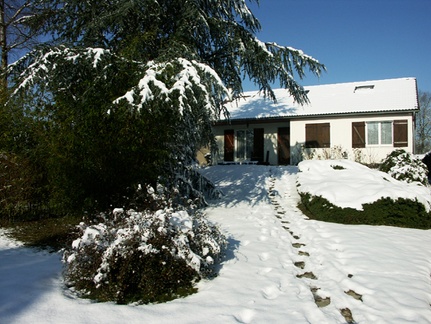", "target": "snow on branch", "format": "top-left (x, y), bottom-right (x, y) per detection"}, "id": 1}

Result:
top-left (265, 42), bottom-right (325, 78)
top-left (244, 38), bottom-right (326, 104)
top-left (114, 58), bottom-right (229, 115)
top-left (11, 46), bottom-right (112, 96)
